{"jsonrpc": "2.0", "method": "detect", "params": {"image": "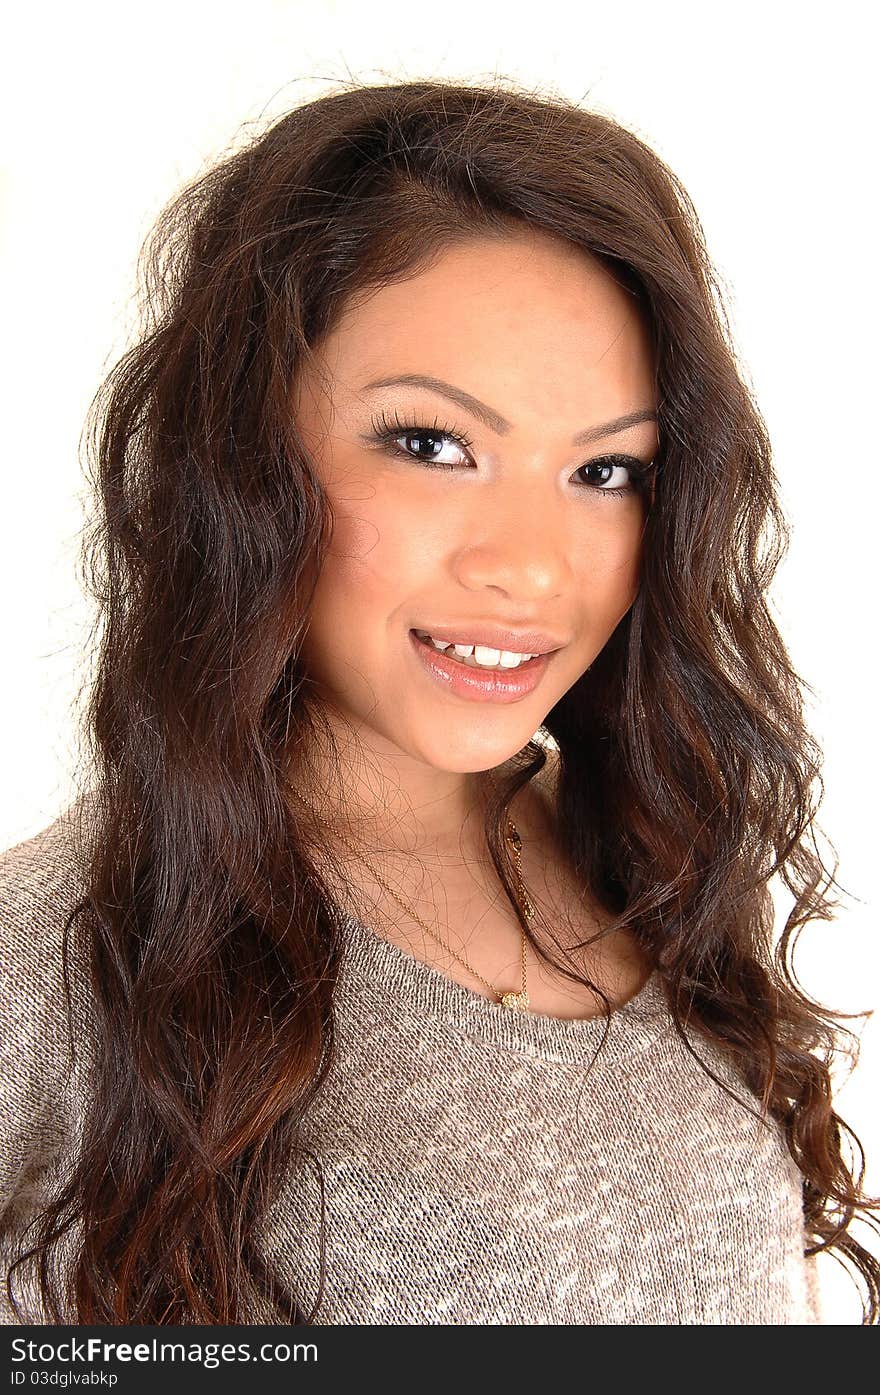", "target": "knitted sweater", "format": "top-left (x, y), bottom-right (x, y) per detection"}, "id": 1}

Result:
top-left (1, 799), bottom-right (823, 1325)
